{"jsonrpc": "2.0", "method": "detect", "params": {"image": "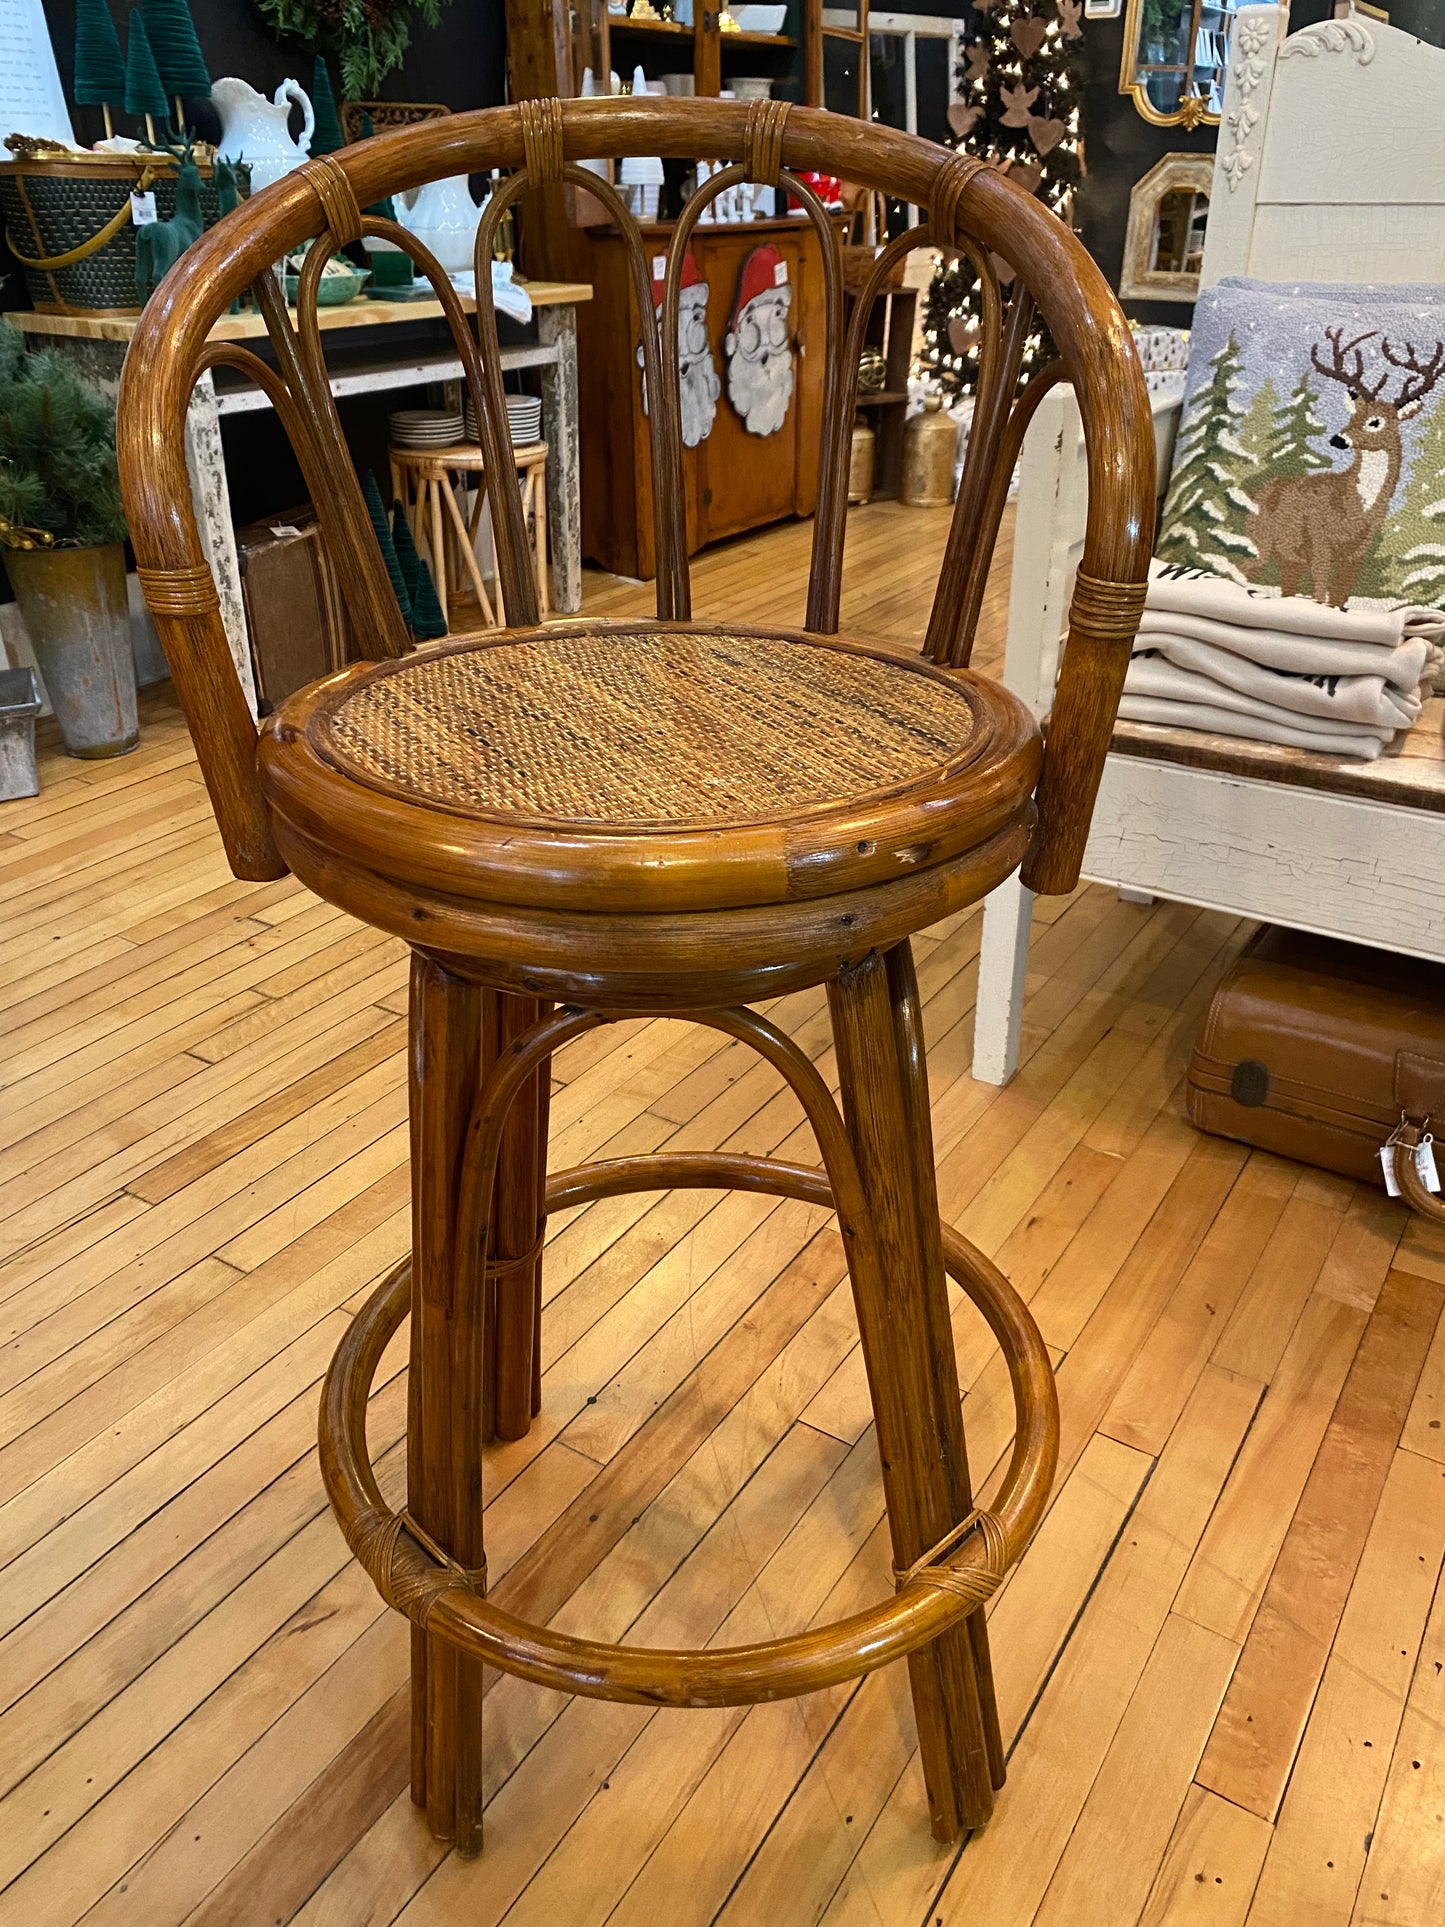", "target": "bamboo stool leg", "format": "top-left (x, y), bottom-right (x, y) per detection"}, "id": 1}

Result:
top-left (531, 456), bottom-right (550, 617)
top-left (439, 471), bottom-right (498, 627)
top-left (428, 473), bottom-right (449, 626)
top-left (828, 944), bottom-right (1000, 1840)
top-left (408, 953), bottom-right (487, 1854)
